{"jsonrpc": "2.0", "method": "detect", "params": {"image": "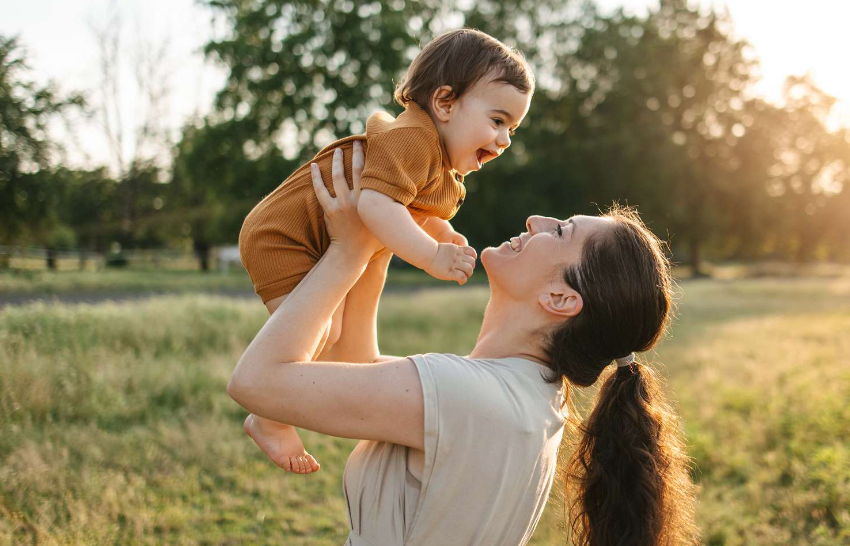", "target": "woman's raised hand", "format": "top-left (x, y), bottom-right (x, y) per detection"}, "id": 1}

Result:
top-left (310, 141), bottom-right (383, 260)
